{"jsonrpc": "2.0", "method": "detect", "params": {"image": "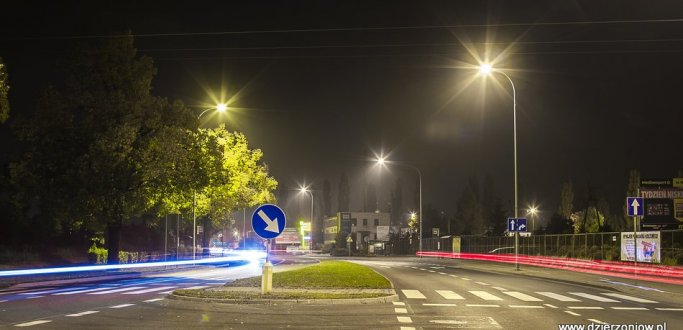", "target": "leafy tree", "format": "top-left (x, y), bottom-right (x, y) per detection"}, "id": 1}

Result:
top-left (322, 179), bottom-right (332, 216)
top-left (337, 172), bottom-right (349, 212)
top-left (558, 181), bottom-right (574, 220)
top-left (546, 213), bottom-right (573, 234)
top-left (571, 208), bottom-right (604, 233)
top-left (455, 175), bottom-right (484, 235)
top-left (488, 198), bottom-right (508, 235)
top-left (0, 57), bottom-right (9, 123)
